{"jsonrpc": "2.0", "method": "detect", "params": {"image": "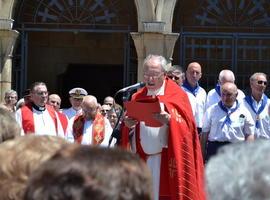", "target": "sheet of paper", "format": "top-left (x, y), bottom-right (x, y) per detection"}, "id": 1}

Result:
top-left (124, 96), bottom-right (162, 127)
